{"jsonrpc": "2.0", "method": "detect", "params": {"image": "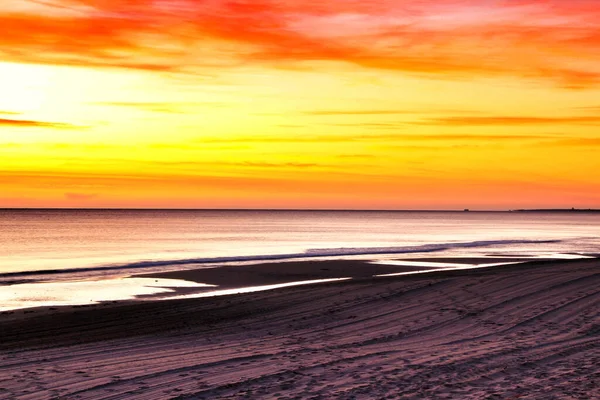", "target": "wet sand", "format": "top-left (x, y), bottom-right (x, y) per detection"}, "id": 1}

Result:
top-left (138, 259), bottom-right (440, 296)
top-left (1, 258), bottom-right (599, 399)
